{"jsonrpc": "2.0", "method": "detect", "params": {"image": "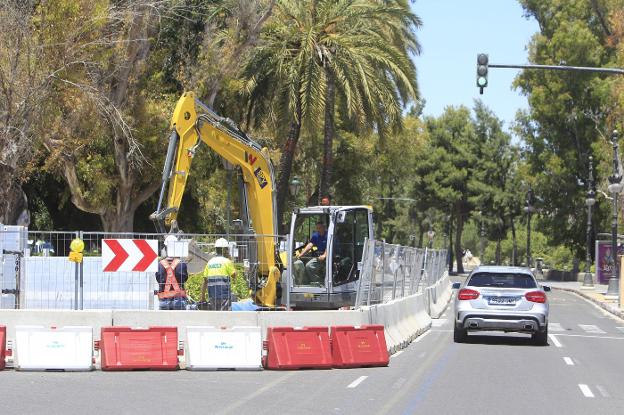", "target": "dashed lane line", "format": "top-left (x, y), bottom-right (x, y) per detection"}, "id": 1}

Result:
top-left (552, 333), bottom-right (624, 340)
top-left (549, 322), bottom-right (565, 332)
top-left (596, 385), bottom-right (610, 398)
top-left (347, 376), bottom-right (368, 389)
top-left (578, 384), bottom-right (595, 398)
top-left (548, 334), bottom-right (563, 348)
top-left (578, 324), bottom-right (606, 334)
top-left (563, 357), bottom-right (574, 366)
